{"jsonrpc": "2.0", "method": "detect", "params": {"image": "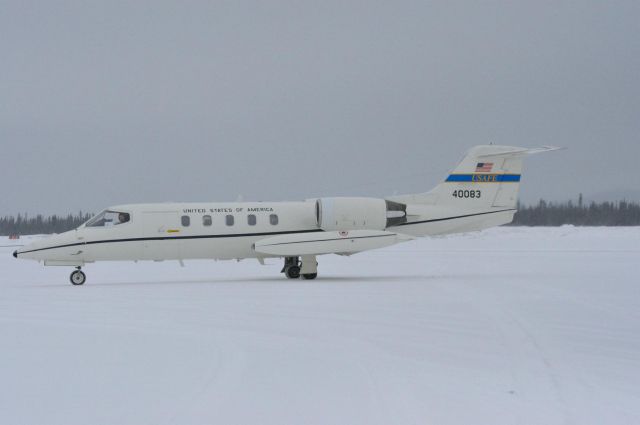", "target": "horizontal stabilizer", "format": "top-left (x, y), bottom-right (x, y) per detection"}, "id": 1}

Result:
top-left (254, 230), bottom-right (413, 256)
top-left (476, 145), bottom-right (564, 158)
